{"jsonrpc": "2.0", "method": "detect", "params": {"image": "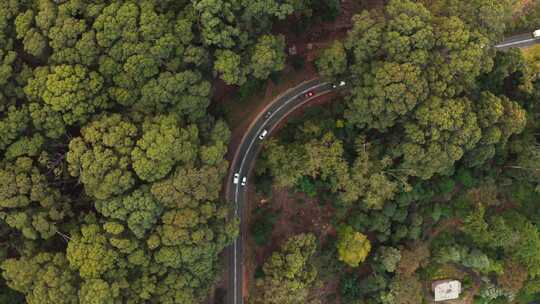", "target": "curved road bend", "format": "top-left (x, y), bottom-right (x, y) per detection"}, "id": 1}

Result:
top-left (225, 78), bottom-right (338, 304)
top-left (222, 32), bottom-right (537, 304)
